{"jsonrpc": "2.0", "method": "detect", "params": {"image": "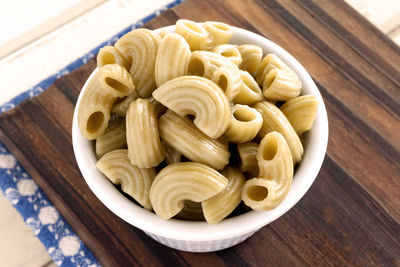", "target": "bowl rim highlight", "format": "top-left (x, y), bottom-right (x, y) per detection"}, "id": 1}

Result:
top-left (72, 25), bottom-right (329, 242)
